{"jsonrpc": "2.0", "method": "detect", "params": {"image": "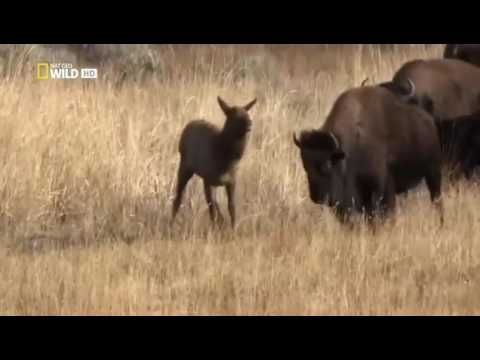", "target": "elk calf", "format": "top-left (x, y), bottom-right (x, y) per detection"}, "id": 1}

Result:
top-left (171, 96), bottom-right (257, 228)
